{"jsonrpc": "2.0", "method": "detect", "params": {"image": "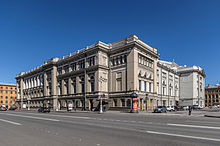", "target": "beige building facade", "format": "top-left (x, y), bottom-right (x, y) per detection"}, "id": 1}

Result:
top-left (16, 35), bottom-right (205, 111)
top-left (16, 35), bottom-right (158, 111)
